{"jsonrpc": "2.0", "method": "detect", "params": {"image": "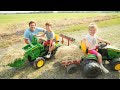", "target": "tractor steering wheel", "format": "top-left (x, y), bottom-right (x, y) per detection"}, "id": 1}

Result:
top-left (98, 42), bottom-right (107, 49)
